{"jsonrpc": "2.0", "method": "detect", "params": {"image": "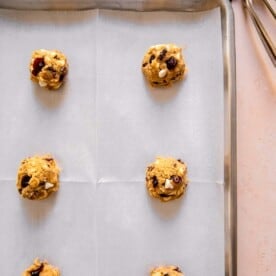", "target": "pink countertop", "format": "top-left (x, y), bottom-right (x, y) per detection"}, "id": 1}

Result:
top-left (232, 2), bottom-right (276, 275)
